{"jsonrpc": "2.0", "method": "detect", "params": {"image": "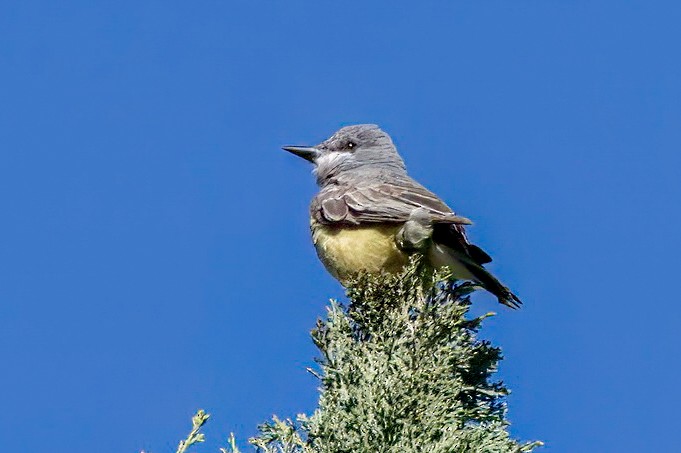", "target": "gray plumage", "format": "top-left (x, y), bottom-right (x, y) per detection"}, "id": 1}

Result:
top-left (283, 124), bottom-right (522, 308)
